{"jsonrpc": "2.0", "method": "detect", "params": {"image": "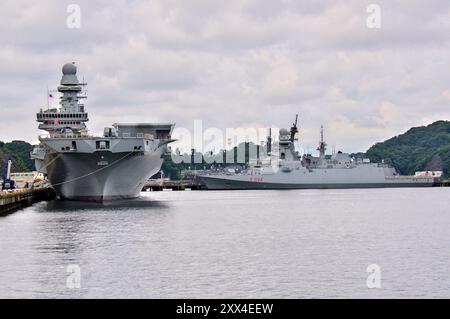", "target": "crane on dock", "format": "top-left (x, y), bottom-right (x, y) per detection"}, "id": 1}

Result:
top-left (1, 160), bottom-right (15, 190)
